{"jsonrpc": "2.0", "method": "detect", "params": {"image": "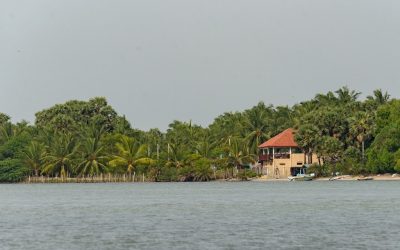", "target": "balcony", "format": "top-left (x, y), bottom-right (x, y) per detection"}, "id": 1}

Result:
top-left (258, 154), bottom-right (271, 161)
top-left (274, 153), bottom-right (290, 159)
top-left (259, 153), bottom-right (291, 161)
